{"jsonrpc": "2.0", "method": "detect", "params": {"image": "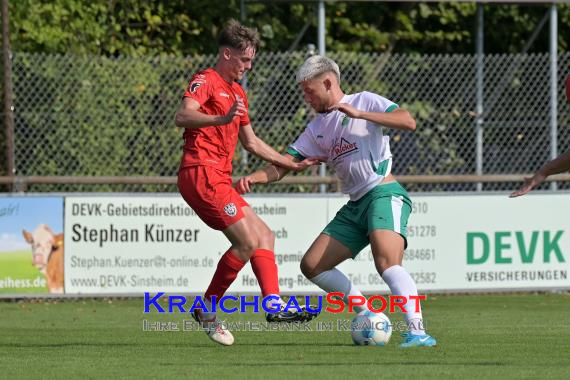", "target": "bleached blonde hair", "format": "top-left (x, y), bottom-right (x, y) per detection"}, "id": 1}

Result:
top-left (296, 55), bottom-right (341, 84)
